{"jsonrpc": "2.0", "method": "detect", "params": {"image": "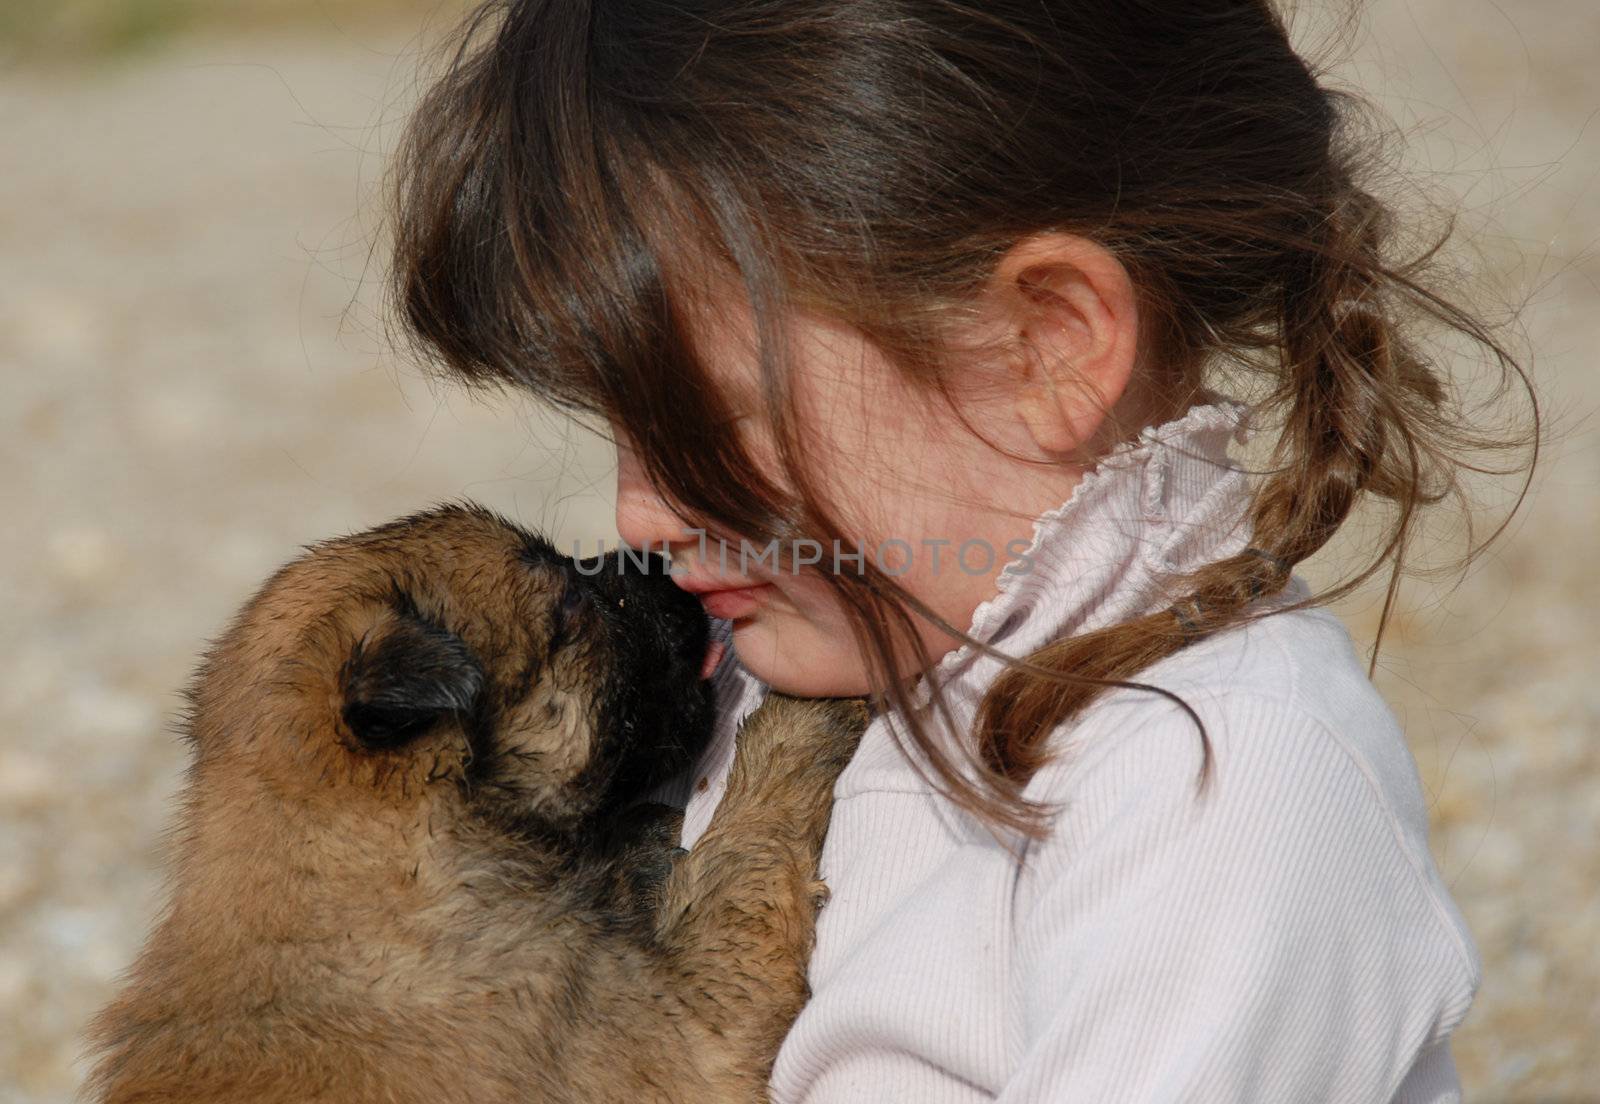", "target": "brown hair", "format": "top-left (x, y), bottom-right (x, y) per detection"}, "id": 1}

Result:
top-left (384, 0), bottom-right (1537, 836)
